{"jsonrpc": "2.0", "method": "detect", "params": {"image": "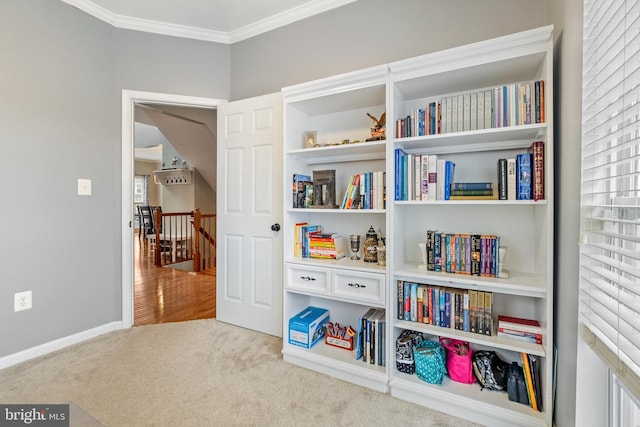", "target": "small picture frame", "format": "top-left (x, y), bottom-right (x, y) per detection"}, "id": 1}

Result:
top-left (304, 131), bottom-right (318, 148)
